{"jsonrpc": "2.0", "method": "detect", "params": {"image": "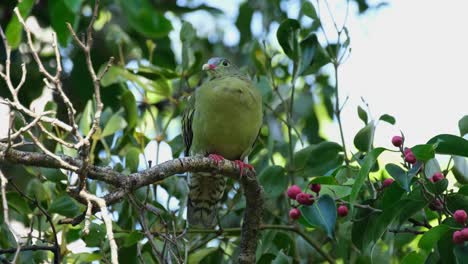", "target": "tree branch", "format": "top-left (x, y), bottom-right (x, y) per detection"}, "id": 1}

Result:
top-left (0, 143), bottom-right (264, 263)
